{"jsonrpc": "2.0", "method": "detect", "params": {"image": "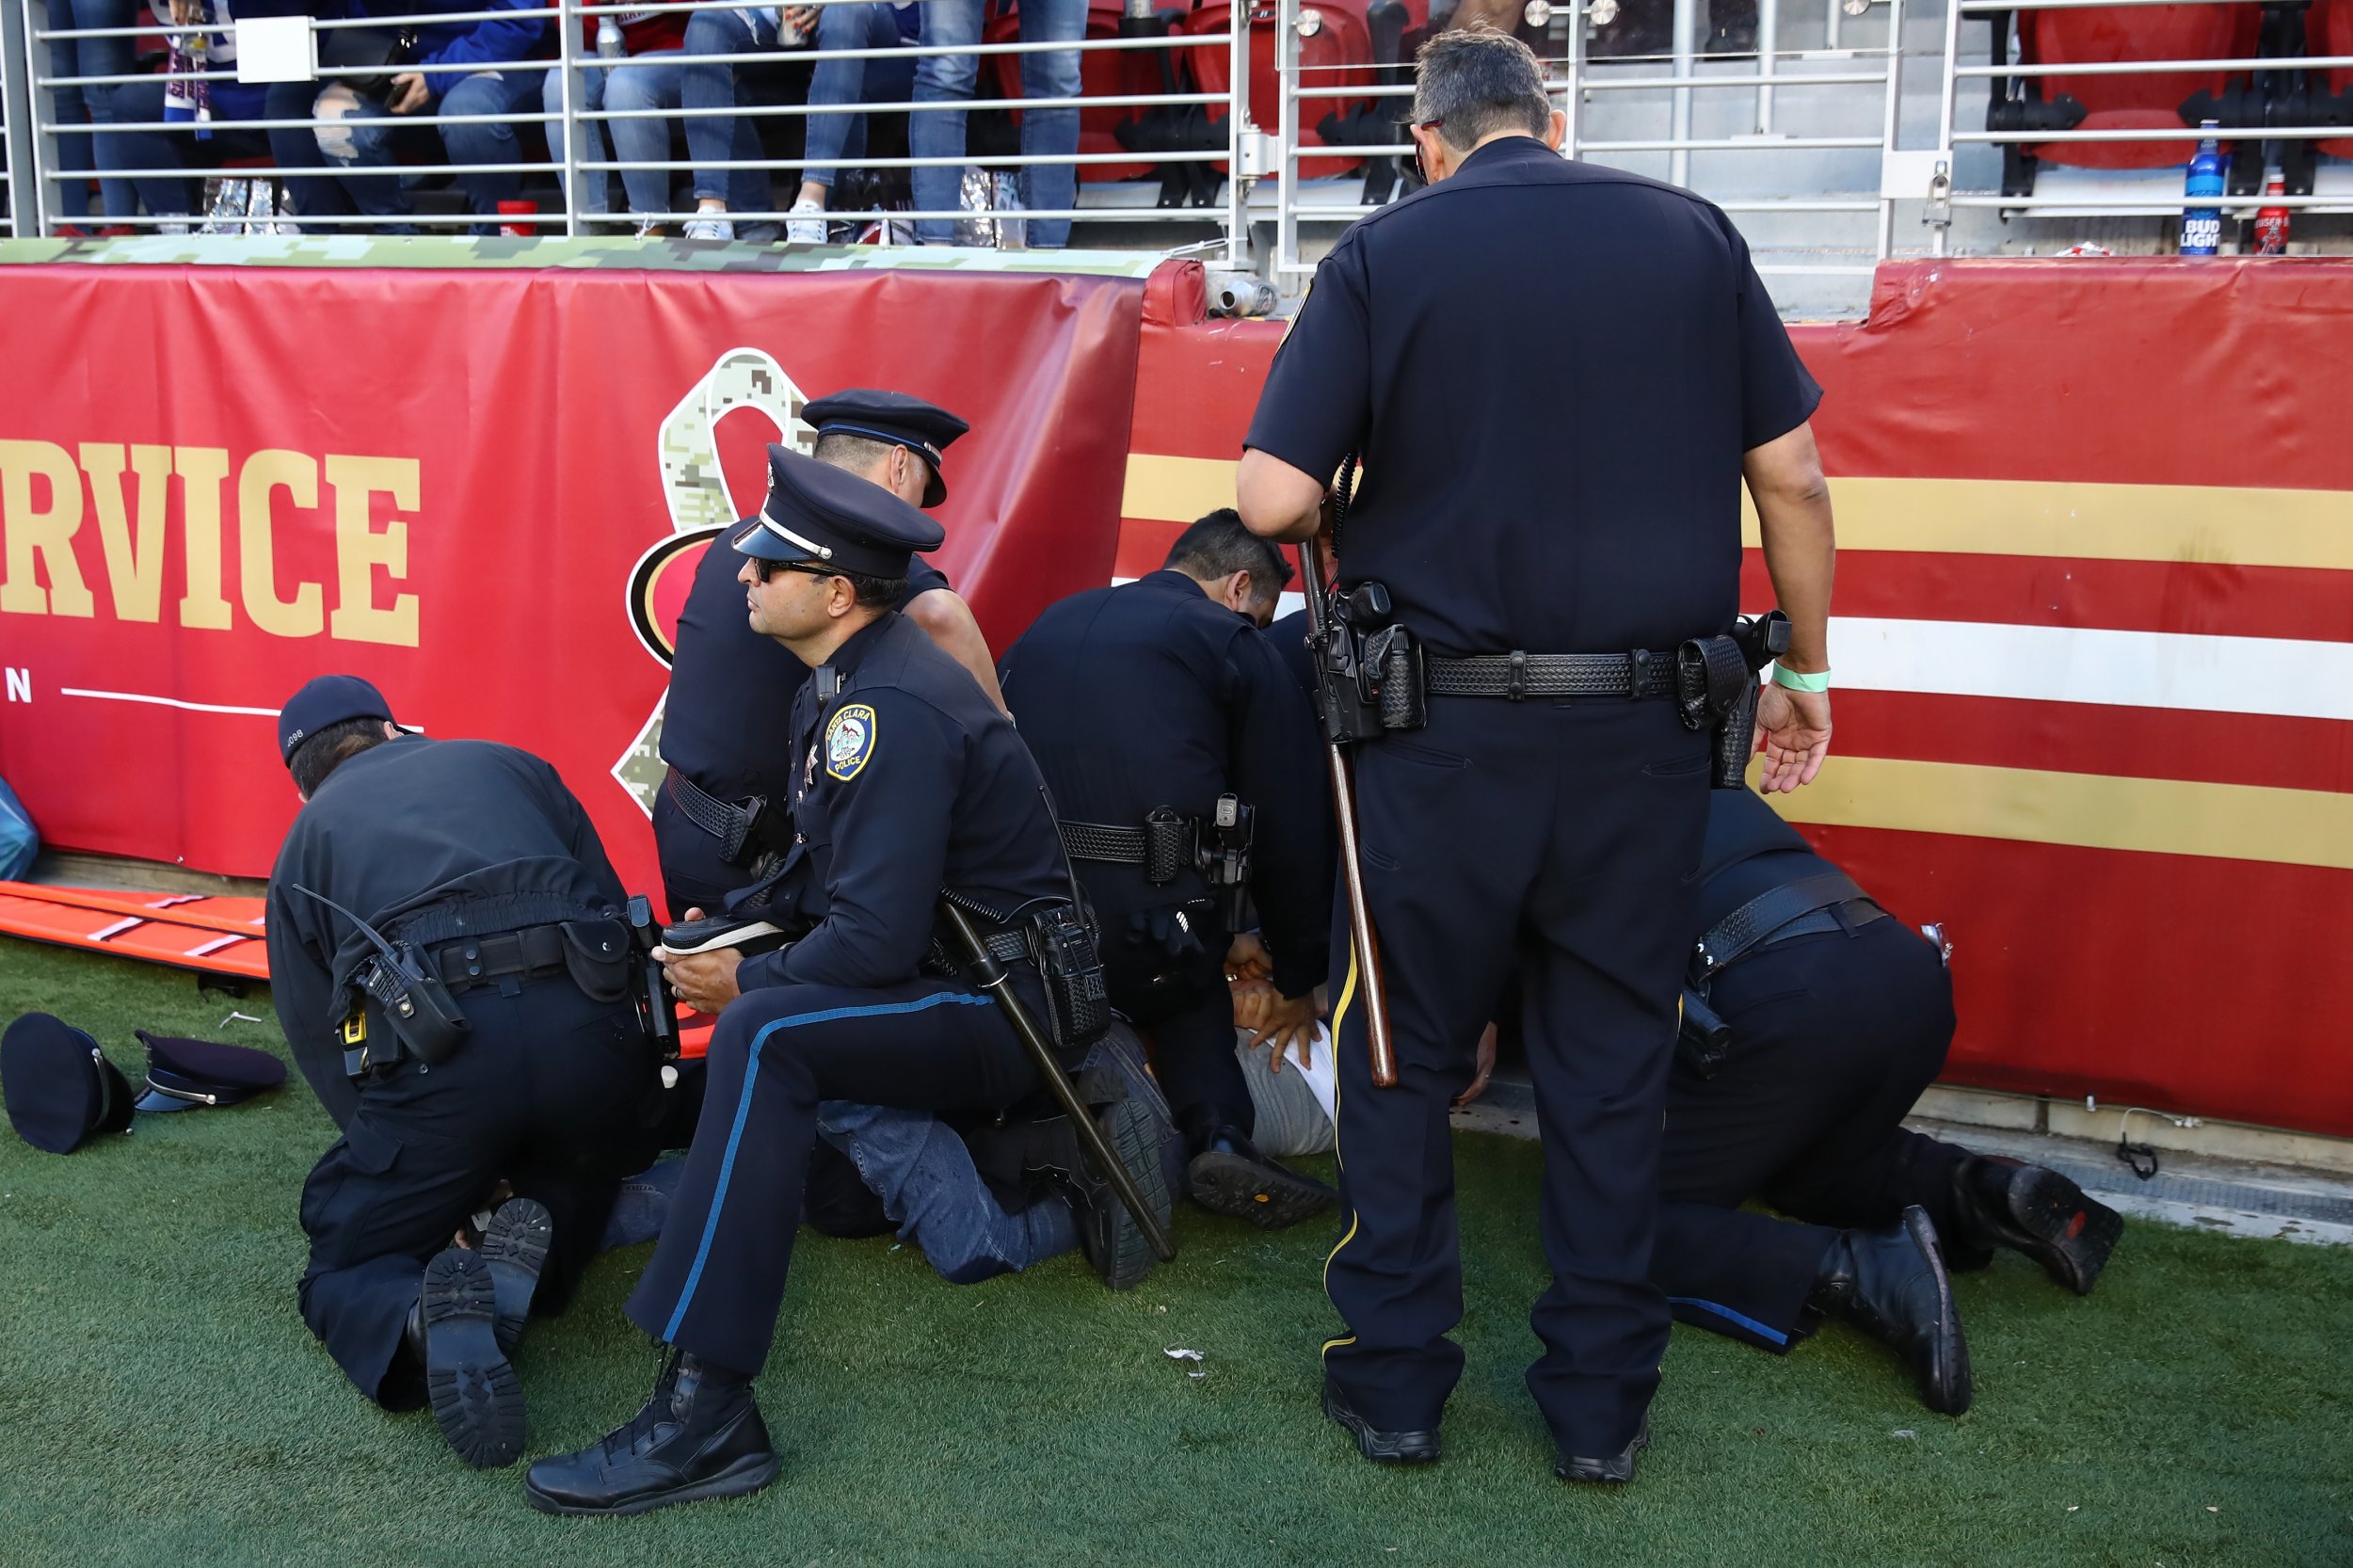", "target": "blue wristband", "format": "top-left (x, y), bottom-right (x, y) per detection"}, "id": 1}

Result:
top-left (1772, 664), bottom-right (1830, 694)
